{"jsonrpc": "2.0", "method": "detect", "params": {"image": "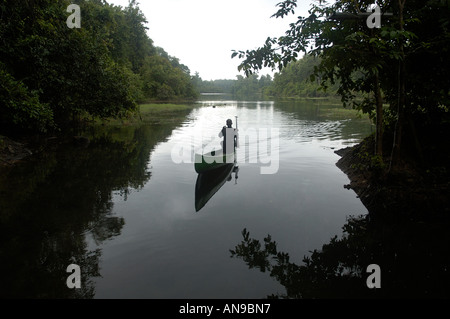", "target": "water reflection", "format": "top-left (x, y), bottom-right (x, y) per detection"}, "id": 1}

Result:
top-left (230, 215), bottom-right (450, 299)
top-left (1, 99), bottom-right (376, 298)
top-left (0, 122), bottom-right (186, 298)
top-left (195, 163), bottom-right (239, 212)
